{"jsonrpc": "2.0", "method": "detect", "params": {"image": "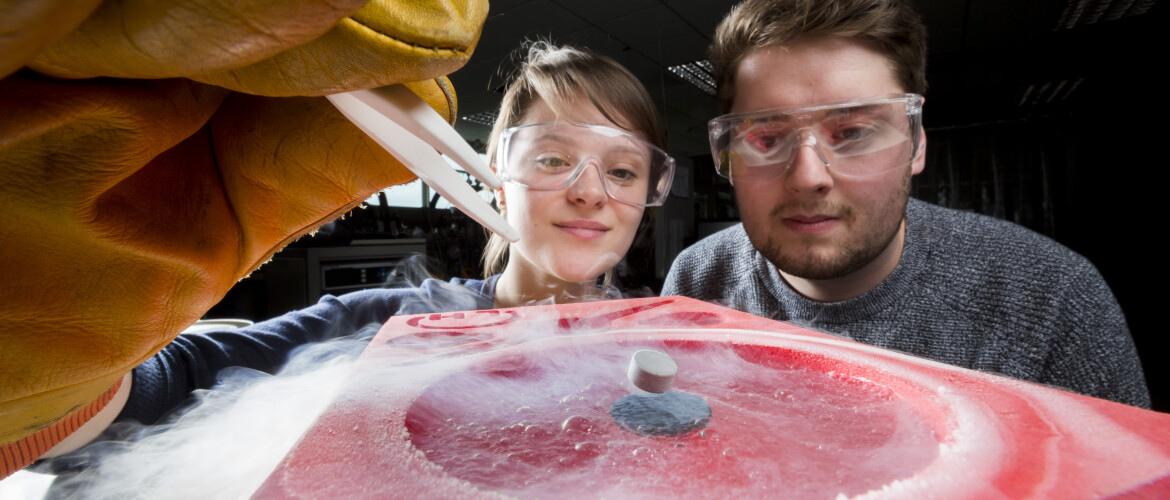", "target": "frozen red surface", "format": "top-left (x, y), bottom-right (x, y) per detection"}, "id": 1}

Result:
top-left (253, 297), bottom-right (1170, 499)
